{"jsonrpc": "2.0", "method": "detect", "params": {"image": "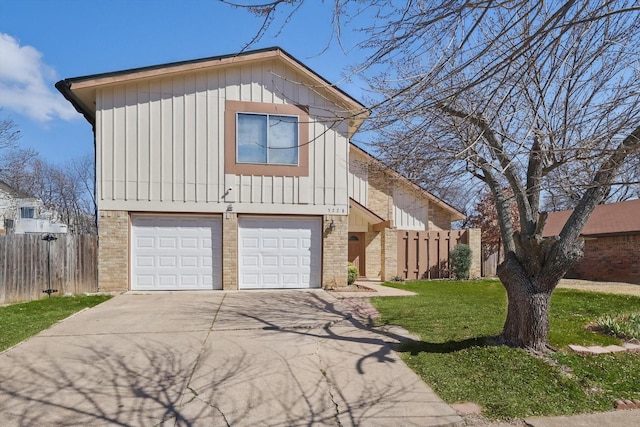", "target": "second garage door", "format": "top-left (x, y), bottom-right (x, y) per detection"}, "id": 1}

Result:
top-left (238, 216), bottom-right (322, 289)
